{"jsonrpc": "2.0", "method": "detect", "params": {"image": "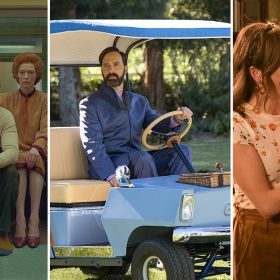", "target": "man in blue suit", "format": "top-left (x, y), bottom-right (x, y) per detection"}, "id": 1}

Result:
top-left (80, 47), bottom-right (193, 187)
